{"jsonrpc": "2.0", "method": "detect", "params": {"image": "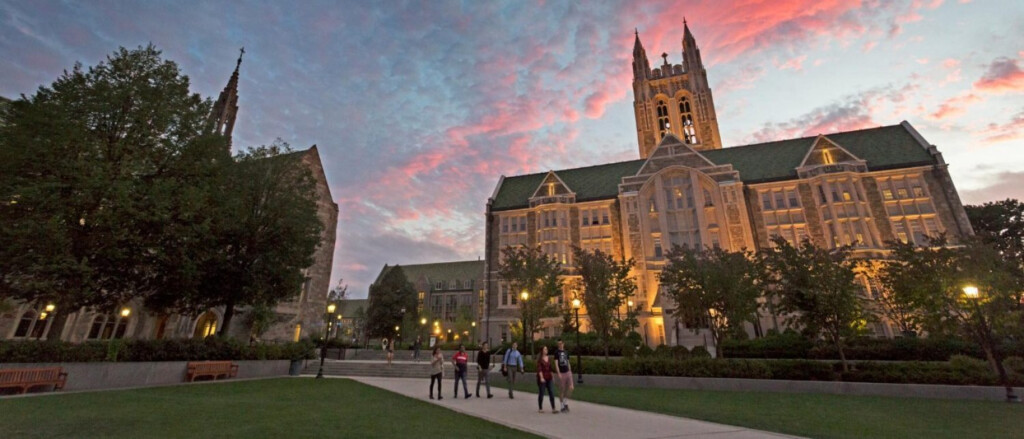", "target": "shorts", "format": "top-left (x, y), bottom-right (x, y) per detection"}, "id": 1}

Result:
top-left (558, 372), bottom-right (573, 389)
